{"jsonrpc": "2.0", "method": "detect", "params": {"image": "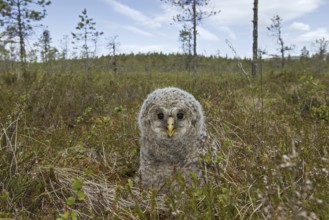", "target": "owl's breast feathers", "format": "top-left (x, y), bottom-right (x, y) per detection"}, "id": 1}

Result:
top-left (140, 131), bottom-right (208, 166)
top-left (137, 133), bottom-right (210, 190)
